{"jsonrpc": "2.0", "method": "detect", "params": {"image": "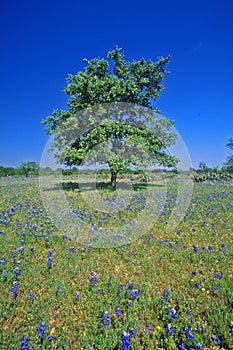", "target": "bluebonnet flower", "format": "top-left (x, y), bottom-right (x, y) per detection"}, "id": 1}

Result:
top-left (121, 332), bottom-right (131, 350)
top-left (75, 291), bottom-right (80, 298)
top-left (48, 250), bottom-right (53, 257)
top-left (2, 269), bottom-right (7, 277)
top-left (13, 268), bottom-right (20, 277)
top-left (192, 271), bottom-right (196, 276)
top-left (167, 306), bottom-right (178, 320)
top-left (162, 288), bottom-right (169, 302)
top-left (126, 300), bottom-right (132, 307)
top-left (97, 288), bottom-right (102, 294)
top-left (101, 311), bottom-right (110, 326)
top-left (115, 307), bottom-right (121, 317)
top-left (68, 246), bottom-right (75, 253)
top-left (179, 344), bottom-right (187, 350)
top-left (119, 284), bottom-right (124, 291)
top-left (183, 326), bottom-right (189, 333)
top-left (90, 272), bottom-right (97, 285)
top-left (47, 257), bottom-right (52, 268)
top-left (194, 343), bottom-right (202, 350)
top-left (193, 245), bottom-right (198, 253)
top-left (29, 293), bottom-right (34, 300)
top-left (48, 335), bottom-right (54, 342)
top-left (129, 328), bottom-right (135, 337)
top-left (37, 323), bottom-right (46, 340)
top-left (194, 282), bottom-right (199, 288)
top-left (187, 310), bottom-right (192, 316)
top-left (11, 249), bottom-right (16, 259)
top-left (18, 246), bottom-right (24, 253)
top-left (10, 281), bottom-right (18, 296)
top-left (128, 282), bottom-right (133, 291)
top-left (186, 330), bottom-right (194, 342)
top-left (16, 261), bottom-right (21, 266)
top-left (130, 289), bottom-right (140, 300)
top-left (229, 323), bottom-right (233, 338)
top-left (20, 240), bottom-right (24, 246)
top-left (30, 246), bottom-right (34, 252)
top-left (214, 272), bottom-right (222, 279)
top-left (166, 323), bottom-right (174, 335)
top-left (0, 256), bottom-right (5, 264)
top-left (211, 335), bottom-right (220, 344)
top-left (56, 285), bottom-right (61, 296)
top-left (20, 335), bottom-right (29, 350)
